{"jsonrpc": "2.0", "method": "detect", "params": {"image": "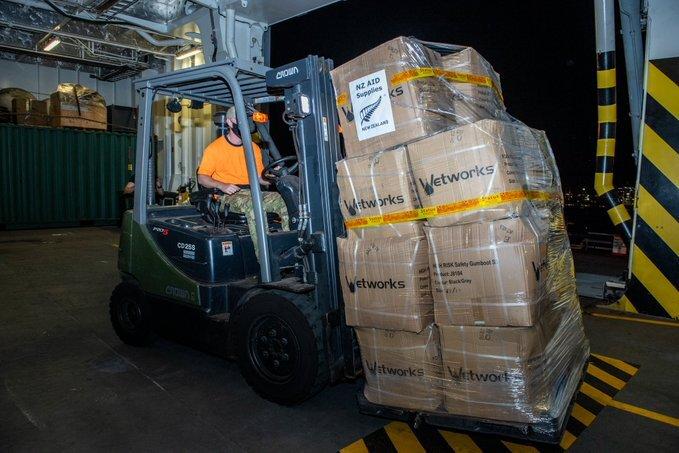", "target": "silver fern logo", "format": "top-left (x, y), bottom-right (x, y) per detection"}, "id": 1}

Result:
top-left (360, 96), bottom-right (382, 124)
